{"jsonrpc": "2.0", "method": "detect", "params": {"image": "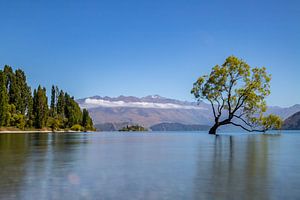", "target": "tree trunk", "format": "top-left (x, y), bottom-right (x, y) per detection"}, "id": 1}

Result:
top-left (209, 123), bottom-right (219, 135)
